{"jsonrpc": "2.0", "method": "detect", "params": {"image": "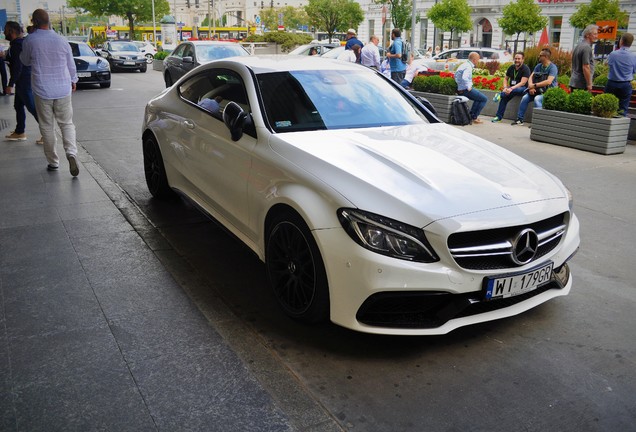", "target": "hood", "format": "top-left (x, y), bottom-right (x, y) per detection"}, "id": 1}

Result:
top-left (269, 123), bottom-right (566, 227)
